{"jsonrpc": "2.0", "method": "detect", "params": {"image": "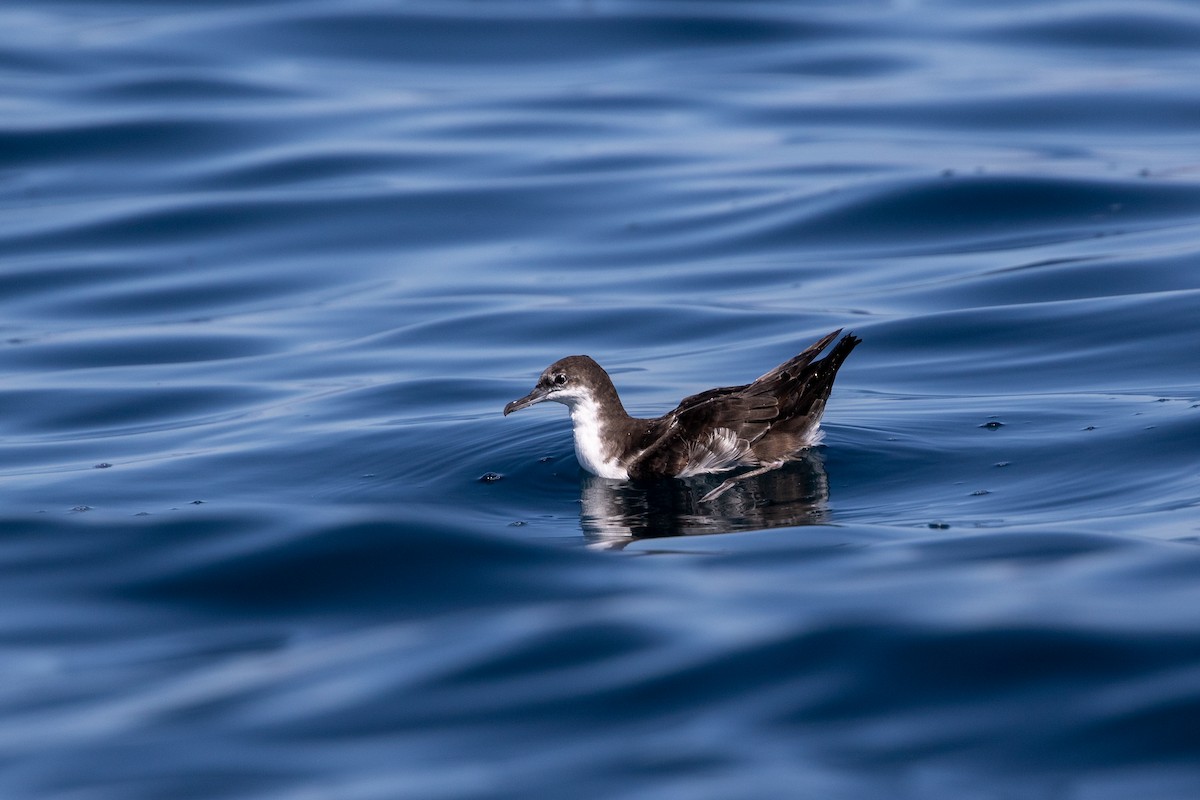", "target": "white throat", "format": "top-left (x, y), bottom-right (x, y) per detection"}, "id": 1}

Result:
top-left (562, 394), bottom-right (628, 480)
